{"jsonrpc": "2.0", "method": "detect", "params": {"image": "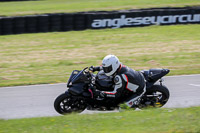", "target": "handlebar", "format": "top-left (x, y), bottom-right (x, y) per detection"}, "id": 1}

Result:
top-left (82, 67), bottom-right (96, 84)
